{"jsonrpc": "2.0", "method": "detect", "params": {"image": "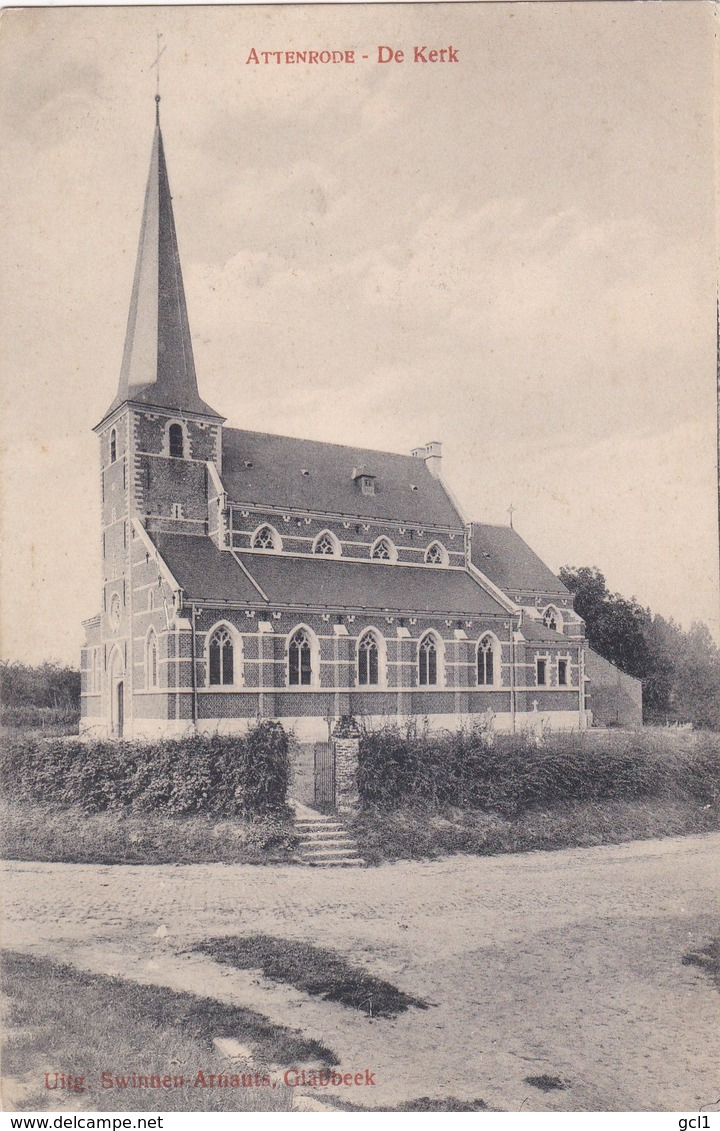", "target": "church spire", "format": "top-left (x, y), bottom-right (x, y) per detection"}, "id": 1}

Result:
top-left (101, 100), bottom-right (222, 423)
